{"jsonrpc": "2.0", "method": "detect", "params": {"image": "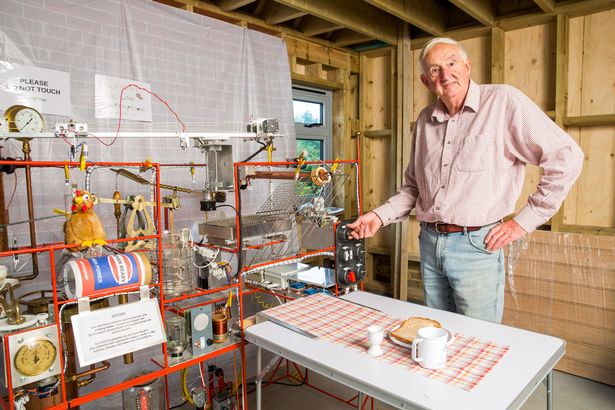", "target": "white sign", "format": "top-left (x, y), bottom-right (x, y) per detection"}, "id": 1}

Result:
top-left (0, 61), bottom-right (70, 116)
top-left (71, 298), bottom-right (166, 366)
top-left (95, 74), bottom-right (152, 122)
